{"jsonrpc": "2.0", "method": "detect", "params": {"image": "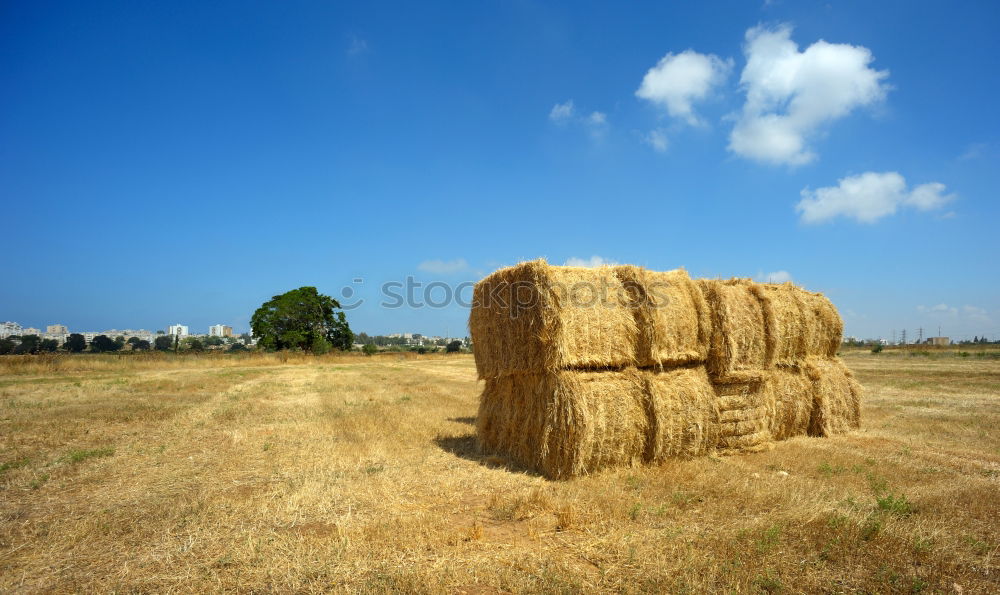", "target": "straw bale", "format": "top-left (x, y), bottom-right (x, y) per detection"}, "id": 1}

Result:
top-left (477, 369), bottom-right (648, 478)
top-left (469, 260), bottom-right (638, 379)
top-left (698, 279), bottom-right (769, 382)
top-left (765, 367), bottom-right (814, 440)
top-left (712, 380), bottom-right (773, 453)
top-left (642, 366), bottom-right (719, 460)
top-left (614, 266), bottom-right (711, 368)
top-left (799, 291), bottom-right (844, 357)
top-left (804, 357), bottom-right (862, 436)
top-left (751, 282), bottom-right (808, 365)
